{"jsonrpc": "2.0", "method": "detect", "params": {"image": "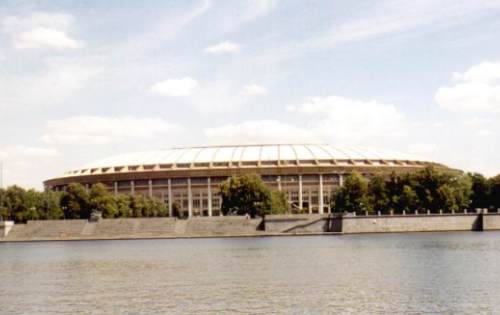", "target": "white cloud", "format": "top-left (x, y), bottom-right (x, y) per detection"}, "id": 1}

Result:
top-left (205, 41), bottom-right (240, 54)
top-left (205, 120), bottom-right (320, 145)
top-left (288, 95), bottom-right (408, 144)
top-left (1, 12), bottom-right (83, 50)
top-left (149, 77), bottom-right (199, 96)
top-left (0, 146), bottom-right (60, 188)
top-left (241, 84), bottom-right (267, 96)
top-left (41, 116), bottom-right (183, 145)
top-left (435, 62), bottom-right (500, 113)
